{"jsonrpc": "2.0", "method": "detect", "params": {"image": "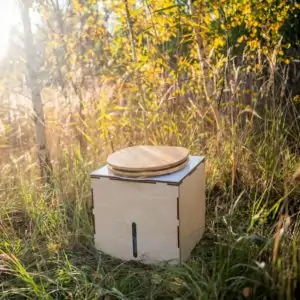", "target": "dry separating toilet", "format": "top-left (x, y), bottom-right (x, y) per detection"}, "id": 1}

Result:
top-left (90, 146), bottom-right (206, 264)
